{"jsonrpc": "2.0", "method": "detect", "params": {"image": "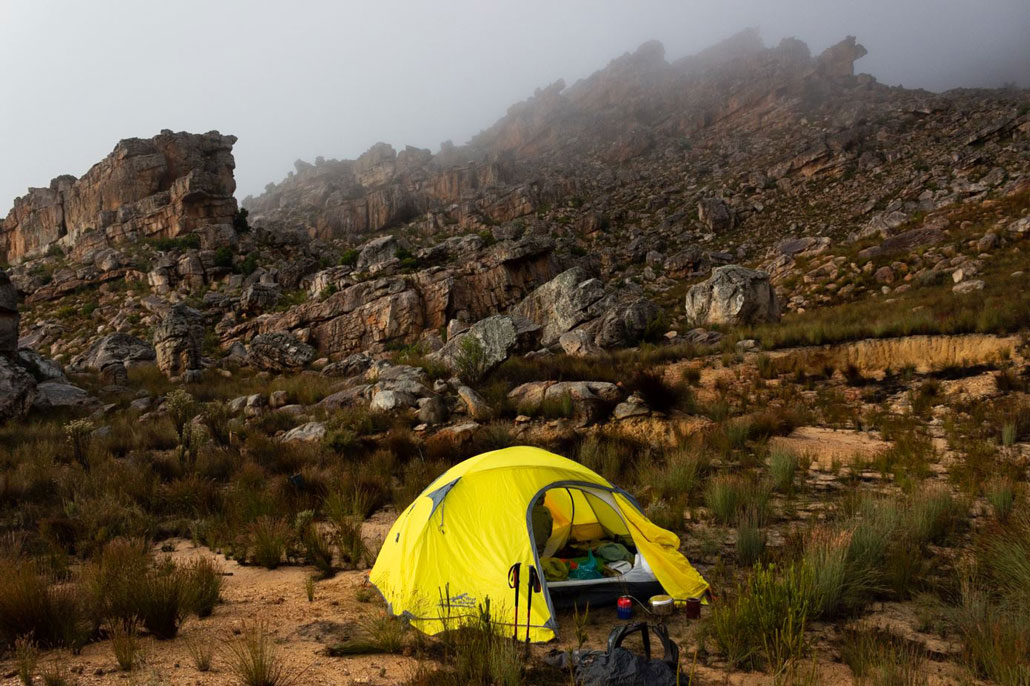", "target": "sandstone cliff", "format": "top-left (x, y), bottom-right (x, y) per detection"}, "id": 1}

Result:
top-left (1, 130), bottom-right (237, 264)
